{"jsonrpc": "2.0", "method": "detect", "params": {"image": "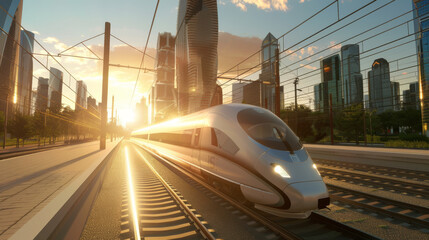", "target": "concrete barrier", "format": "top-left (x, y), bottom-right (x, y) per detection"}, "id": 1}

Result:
top-left (305, 144), bottom-right (429, 172)
top-left (9, 140), bottom-right (121, 240)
